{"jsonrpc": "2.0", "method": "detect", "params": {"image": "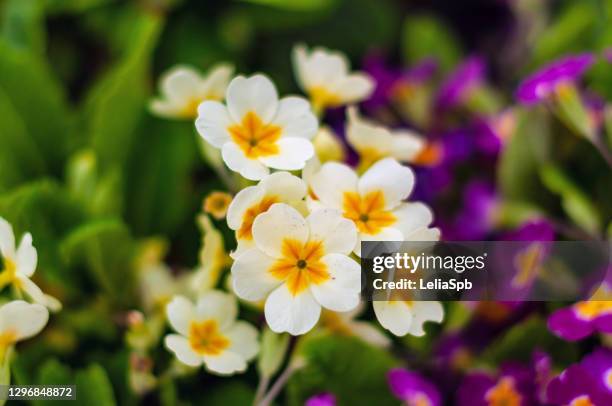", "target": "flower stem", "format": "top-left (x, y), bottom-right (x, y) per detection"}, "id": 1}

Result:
top-left (257, 364), bottom-right (297, 406)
